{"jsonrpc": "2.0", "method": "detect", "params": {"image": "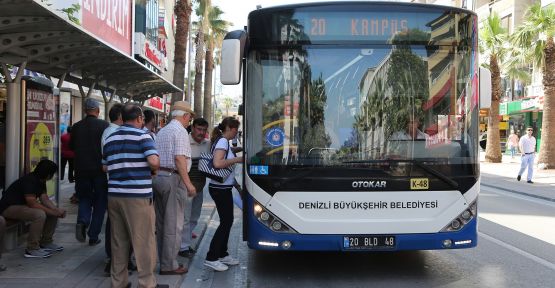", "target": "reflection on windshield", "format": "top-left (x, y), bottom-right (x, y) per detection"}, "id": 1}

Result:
top-left (246, 14), bottom-right (479, 172)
